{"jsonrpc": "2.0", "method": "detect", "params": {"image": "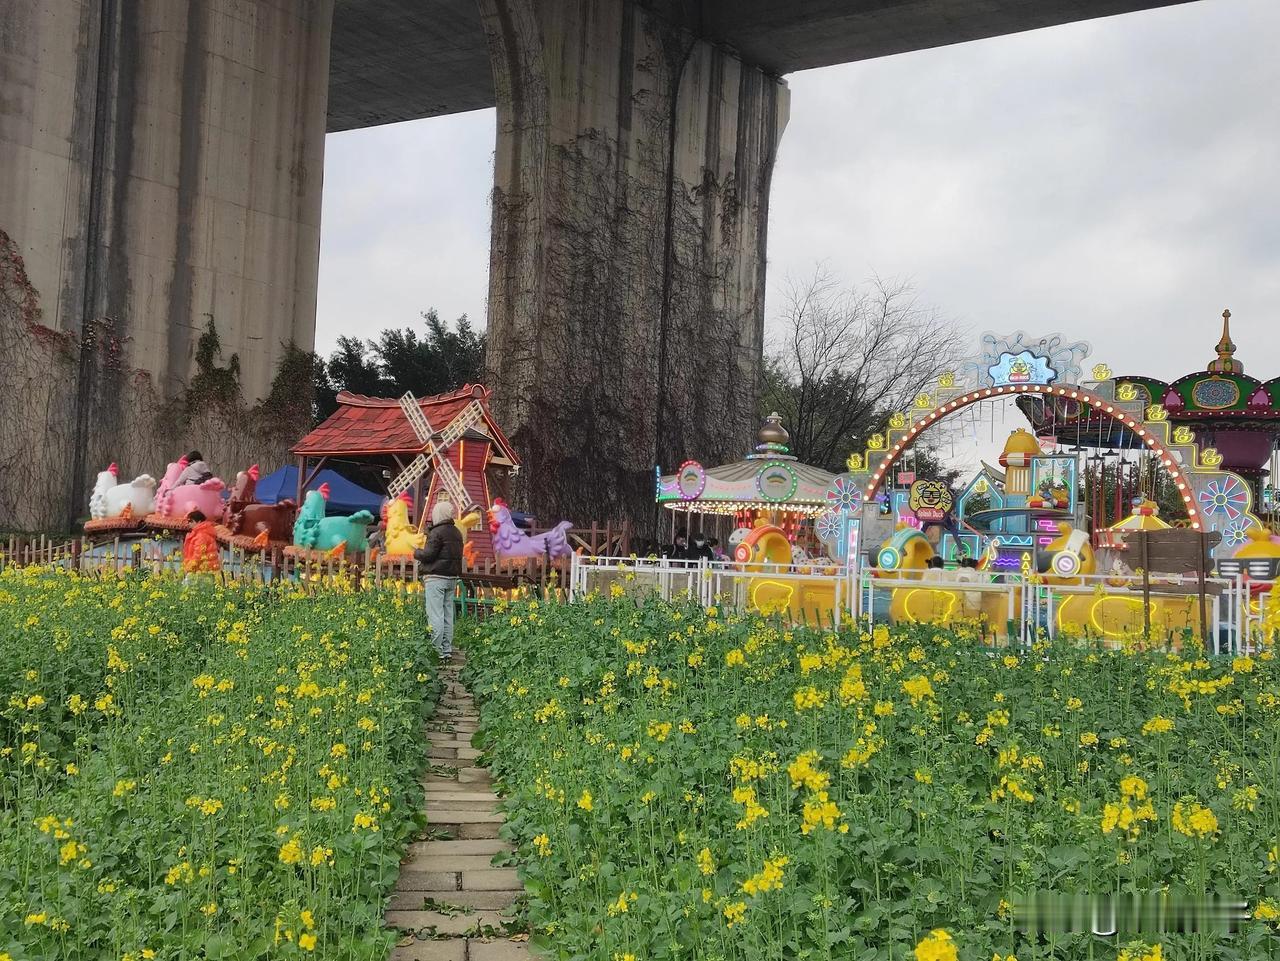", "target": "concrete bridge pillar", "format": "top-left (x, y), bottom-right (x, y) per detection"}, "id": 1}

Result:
top-left (479, 0), bottom-right (789, 524)
top-left (0, 0), bottom-right (333, 528)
